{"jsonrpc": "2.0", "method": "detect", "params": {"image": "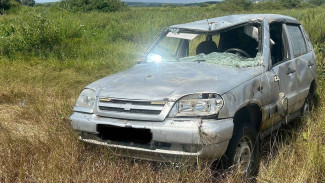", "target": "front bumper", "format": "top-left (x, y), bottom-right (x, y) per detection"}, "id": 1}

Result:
top-left (70, 112), bottom-right (234, 163)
